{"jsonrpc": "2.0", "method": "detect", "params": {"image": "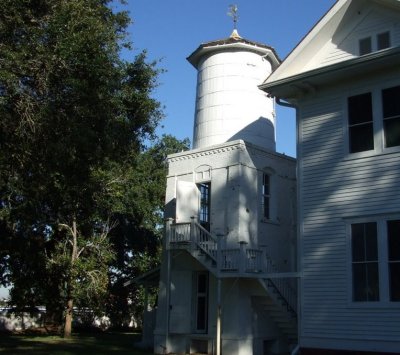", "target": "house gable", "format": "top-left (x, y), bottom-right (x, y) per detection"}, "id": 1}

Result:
top-left (264, 0), bottom-right (400, 89)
